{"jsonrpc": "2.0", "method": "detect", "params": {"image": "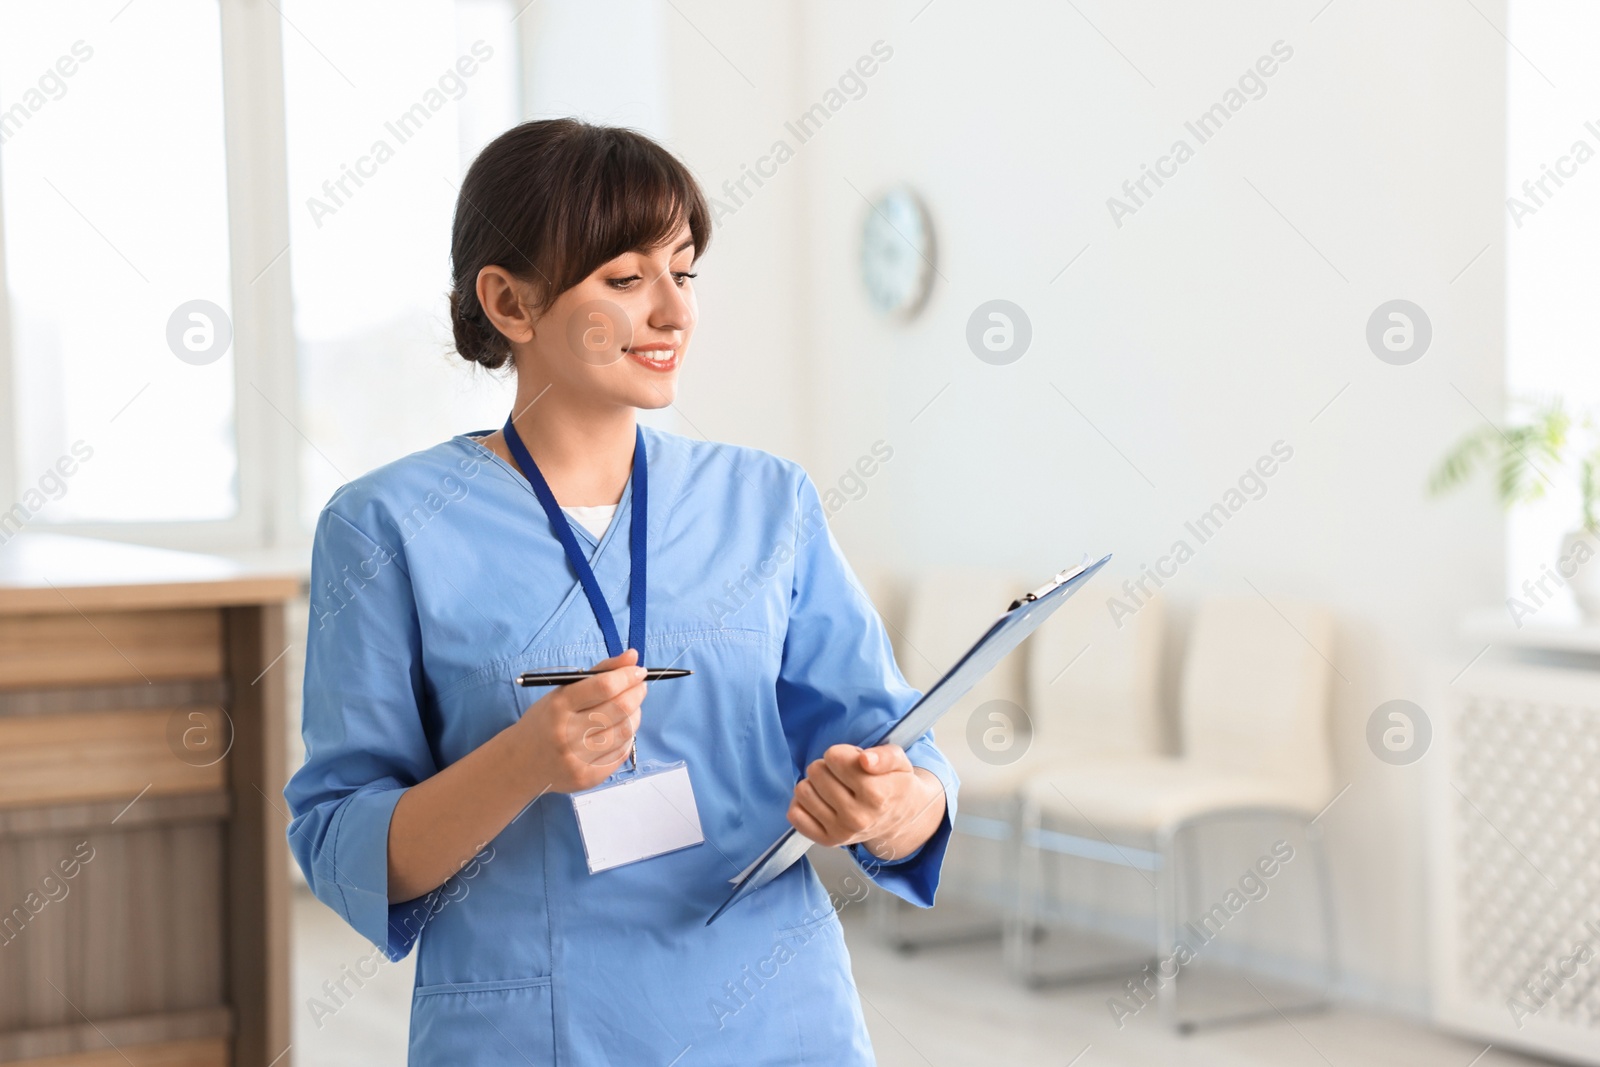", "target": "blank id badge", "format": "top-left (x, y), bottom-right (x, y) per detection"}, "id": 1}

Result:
top-left (570, 761), bottom-right (705, 874)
